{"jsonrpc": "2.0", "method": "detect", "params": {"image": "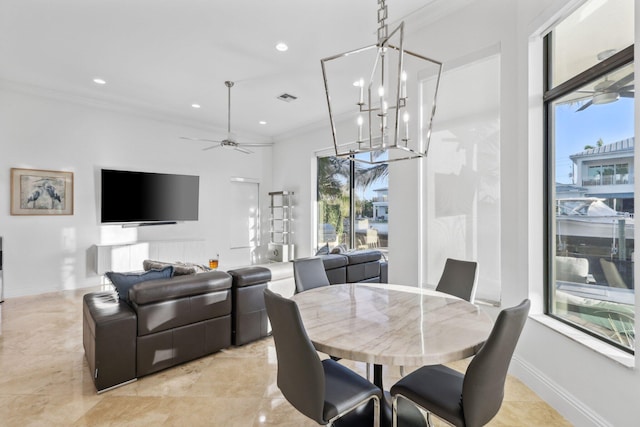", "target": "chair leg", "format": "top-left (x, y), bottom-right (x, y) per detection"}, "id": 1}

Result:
top-left (393, 394), bottom-right (434, 427)
top-left (374, 395), bottom-right (380, 427)
top-left (426, 412), bottom-right (434, 427)
top-left (392, 395), bottom-right (399, 427)
top-left (400, 365), bottom-right (405, 377)
top-left (366, 363), bottom-right (371, 381)
top-left (328, 395), bottom-right (380, 427)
